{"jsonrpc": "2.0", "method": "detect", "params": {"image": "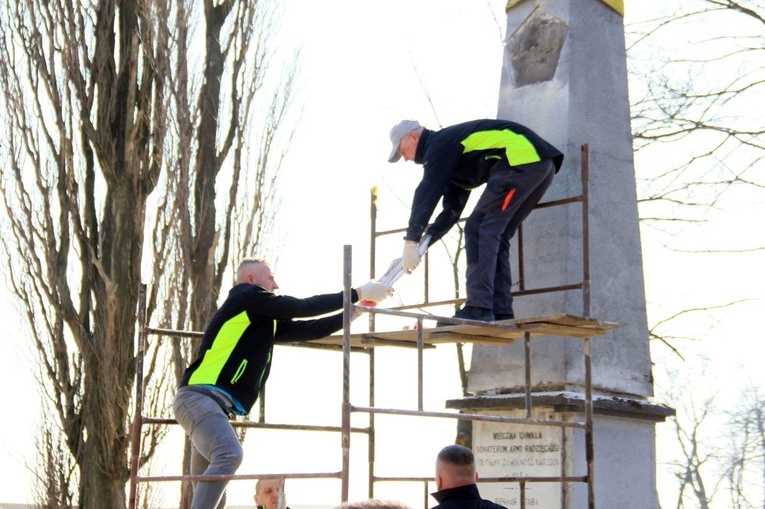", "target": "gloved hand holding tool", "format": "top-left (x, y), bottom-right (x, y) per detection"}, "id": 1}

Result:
top-left (357, 281), bottom-right (394, 303)
top-left (359, 235), bottom-right (431, 307)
